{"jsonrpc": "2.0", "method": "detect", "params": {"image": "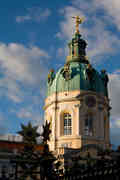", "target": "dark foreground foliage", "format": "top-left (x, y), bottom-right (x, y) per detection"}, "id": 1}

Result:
top-left (0, 122), bottom-right (120, 180)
